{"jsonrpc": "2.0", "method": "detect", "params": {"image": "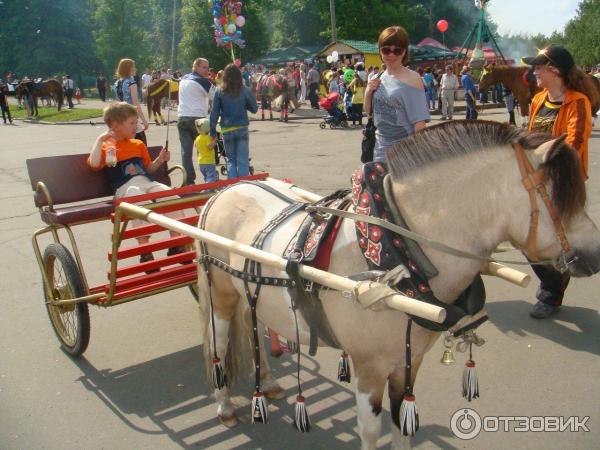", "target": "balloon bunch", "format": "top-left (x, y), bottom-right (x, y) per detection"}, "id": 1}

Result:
top-left (326, 51), bottom-right (339, 64)
top-left (211, 0), bottom-right (246, 51)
